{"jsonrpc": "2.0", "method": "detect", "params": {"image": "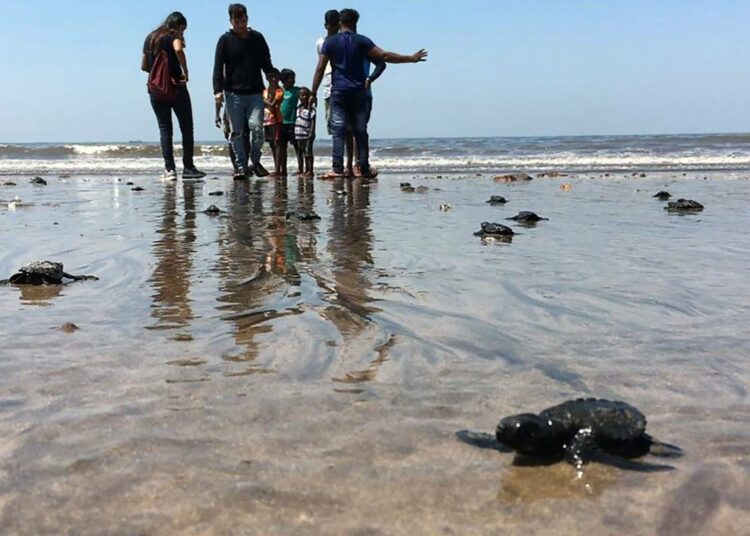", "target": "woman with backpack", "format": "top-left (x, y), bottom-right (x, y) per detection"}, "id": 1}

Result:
top-left (141, 12), bottom-right (205, 180)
